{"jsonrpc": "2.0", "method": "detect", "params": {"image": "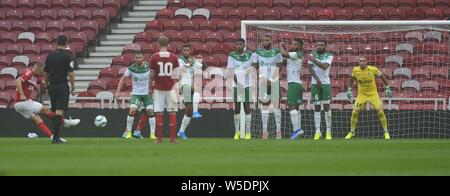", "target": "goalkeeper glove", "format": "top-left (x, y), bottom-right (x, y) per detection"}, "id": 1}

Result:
top-left (347, 87), bottom-right (353, 100)
top-left (385, 86), bottom-right (393, 98)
